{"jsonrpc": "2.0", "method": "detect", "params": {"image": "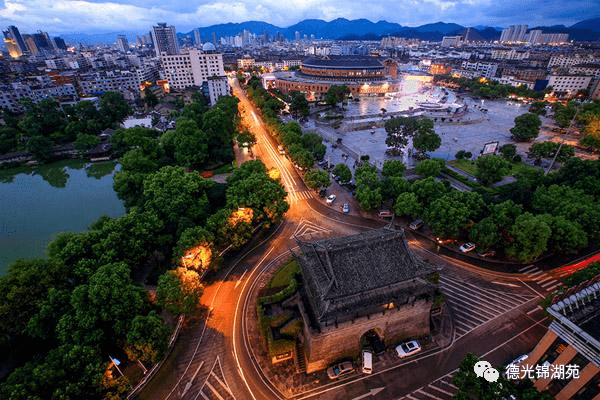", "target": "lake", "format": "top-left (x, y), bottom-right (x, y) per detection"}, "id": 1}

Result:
top-left (0, 160), bottom-right (125, 275)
